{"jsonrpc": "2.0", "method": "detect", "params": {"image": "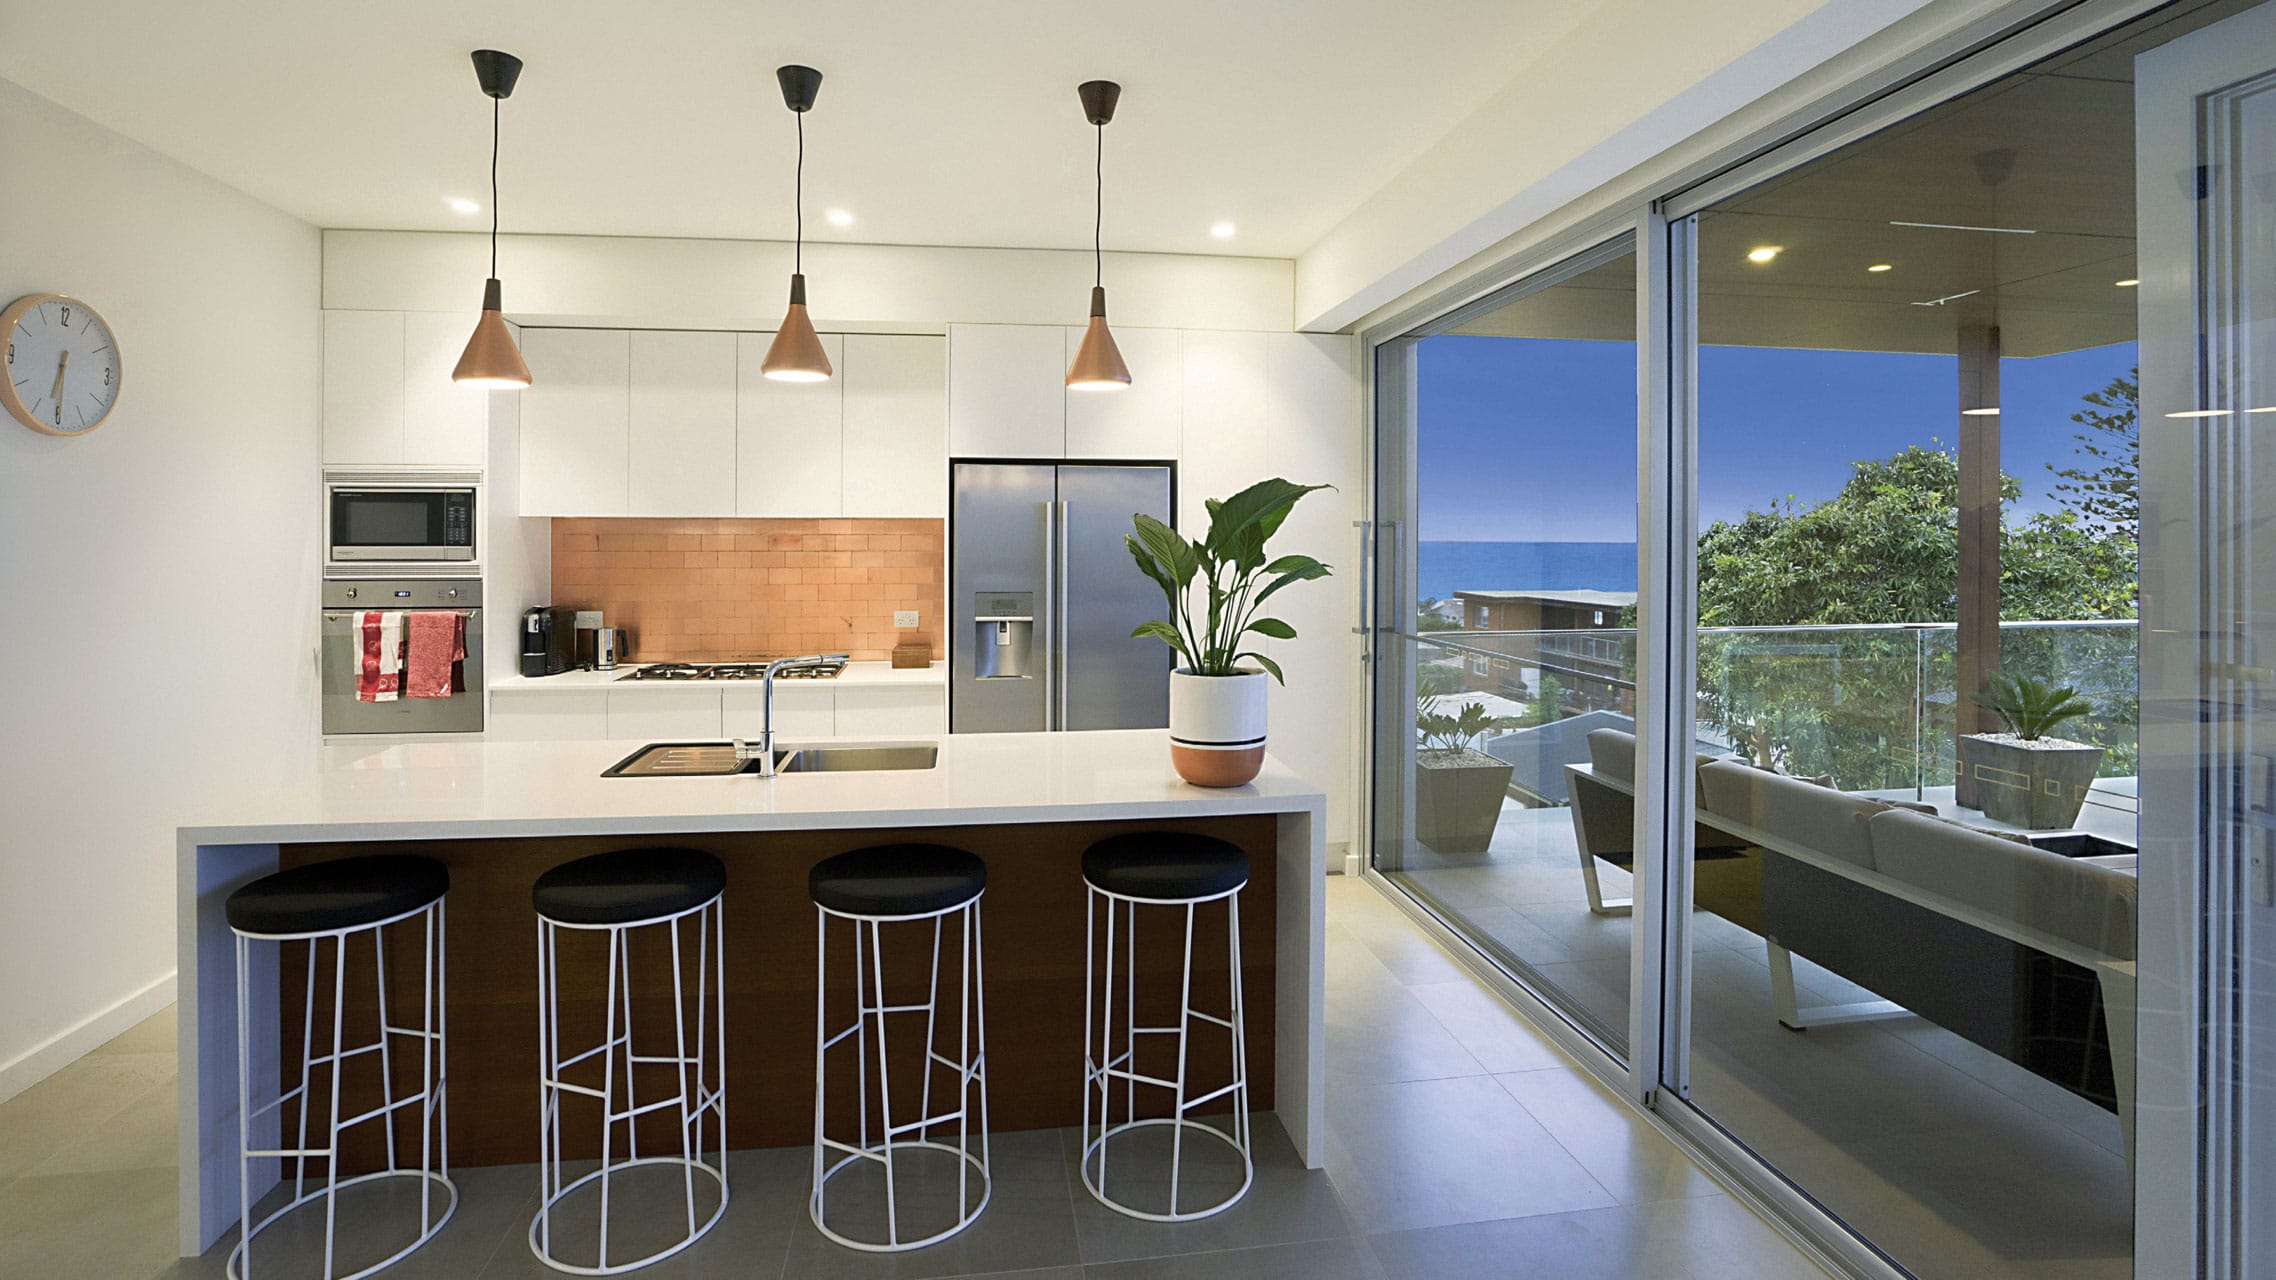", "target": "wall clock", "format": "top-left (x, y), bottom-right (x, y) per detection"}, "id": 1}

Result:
top-left (2, 293), bottom-right (121, 436)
